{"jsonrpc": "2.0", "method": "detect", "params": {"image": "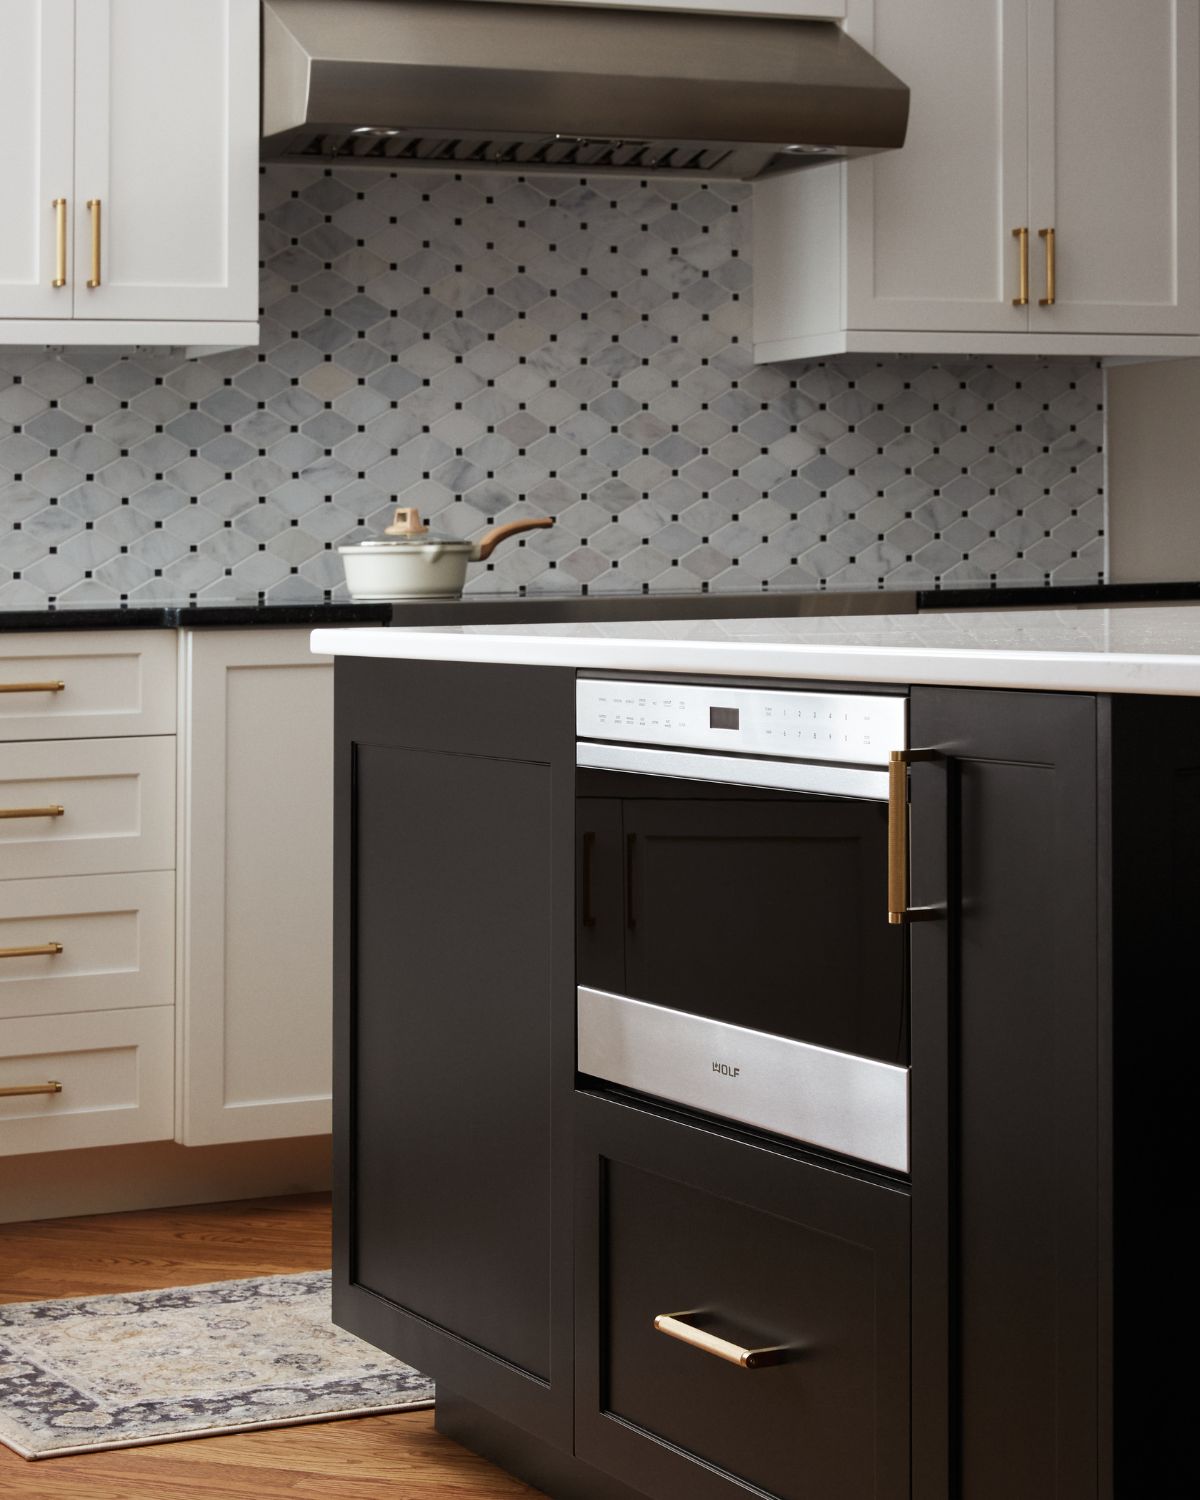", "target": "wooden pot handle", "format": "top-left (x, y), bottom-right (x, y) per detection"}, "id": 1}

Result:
top-left (475, 516), bottom-right (554, 562)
